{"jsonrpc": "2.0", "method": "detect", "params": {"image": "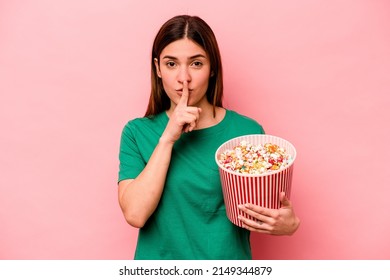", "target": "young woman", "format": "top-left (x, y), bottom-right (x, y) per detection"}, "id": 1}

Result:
top-left (118, 15), bottom-right (300, 260)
